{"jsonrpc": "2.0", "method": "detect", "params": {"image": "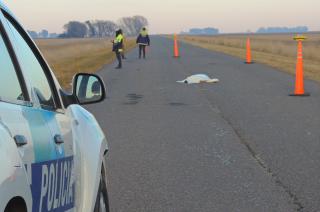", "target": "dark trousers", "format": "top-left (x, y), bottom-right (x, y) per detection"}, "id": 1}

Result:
top-left (115, 51), bottom-right (122, 67)
top-left (139, 45), bottom-right (146, 58)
